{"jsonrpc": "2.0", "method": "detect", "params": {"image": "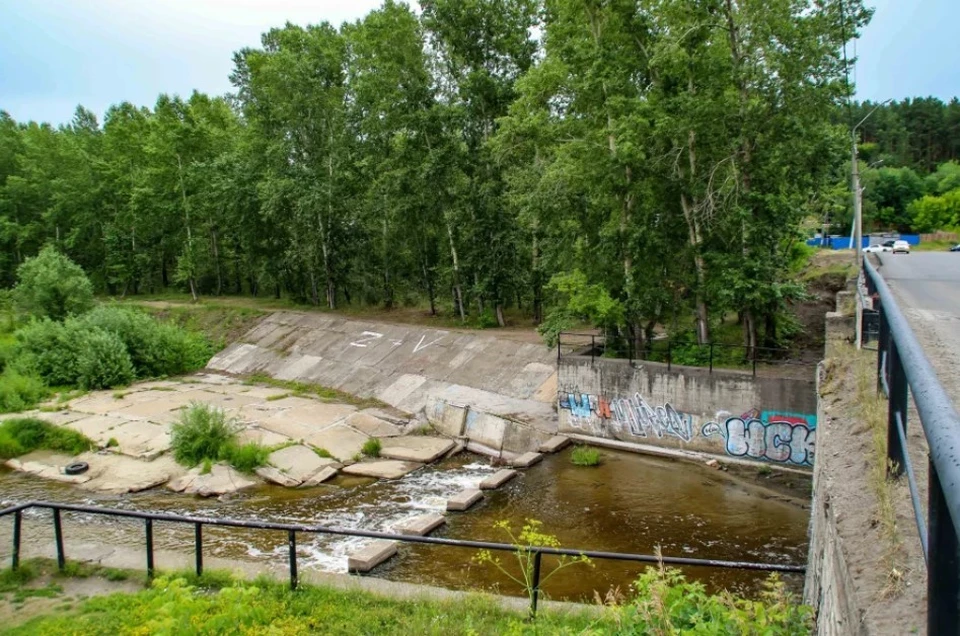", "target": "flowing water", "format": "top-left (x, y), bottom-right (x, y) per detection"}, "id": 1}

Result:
top-left (0, 448), bottom-right (809, 602)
